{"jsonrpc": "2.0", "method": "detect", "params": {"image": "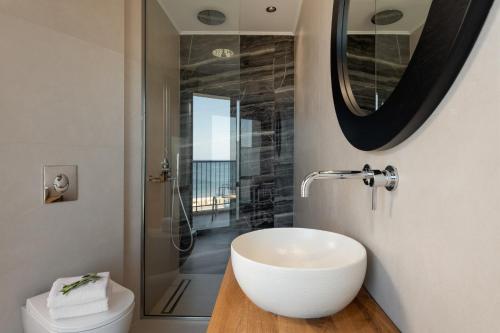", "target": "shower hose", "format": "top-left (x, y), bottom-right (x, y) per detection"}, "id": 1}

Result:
top-left (169, 153), bottom-right (194, 252)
